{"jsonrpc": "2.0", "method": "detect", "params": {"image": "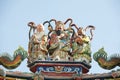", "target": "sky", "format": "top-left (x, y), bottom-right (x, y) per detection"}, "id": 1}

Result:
top-left (0, 0), bottom-right (120, 74)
